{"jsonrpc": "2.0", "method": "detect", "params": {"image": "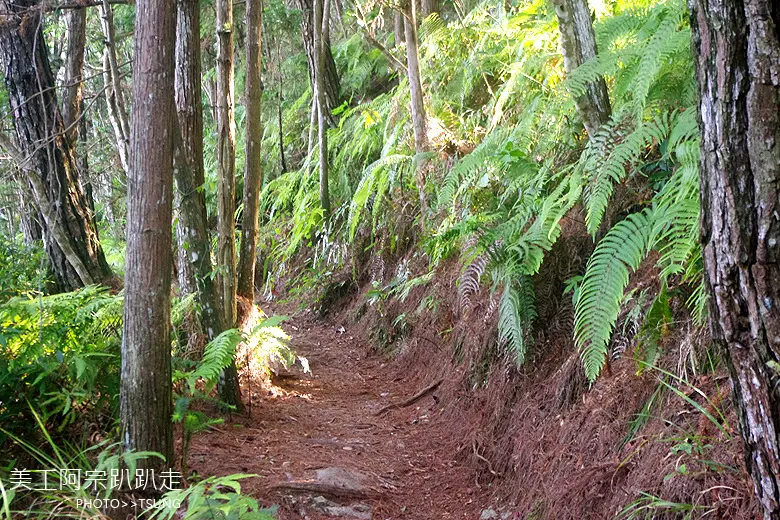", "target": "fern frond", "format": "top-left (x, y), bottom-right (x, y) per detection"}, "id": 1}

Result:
top-left (575, 211), bottom-right (653, 381)
top-left (583, 111), bottom-right (675, 234)
top-left (497, 276), bottom-right (536, 367)
top-left (188, 329), bottom-right (243, 394)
